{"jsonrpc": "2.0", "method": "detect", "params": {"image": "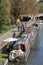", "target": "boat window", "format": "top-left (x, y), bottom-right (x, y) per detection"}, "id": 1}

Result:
top-left (21, 34), bottom-right (28, 41)
top-left (23, 37), bottom-right (27, 41)
top-left (21, 34), bottom-right (28, 37)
